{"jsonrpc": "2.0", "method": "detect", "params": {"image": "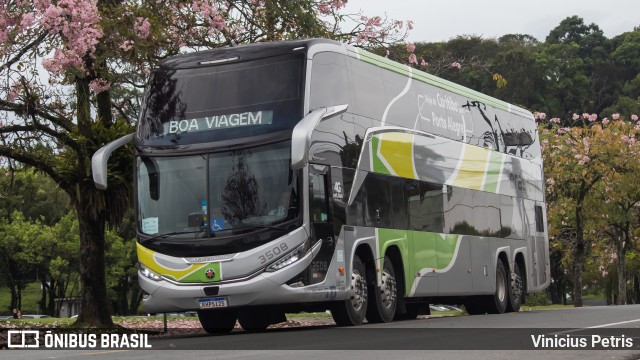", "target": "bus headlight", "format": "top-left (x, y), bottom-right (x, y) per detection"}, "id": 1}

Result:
top-left (267, 243), bottom-right (308, 272)
top-left (139, 263), bottom-right (162, 281)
